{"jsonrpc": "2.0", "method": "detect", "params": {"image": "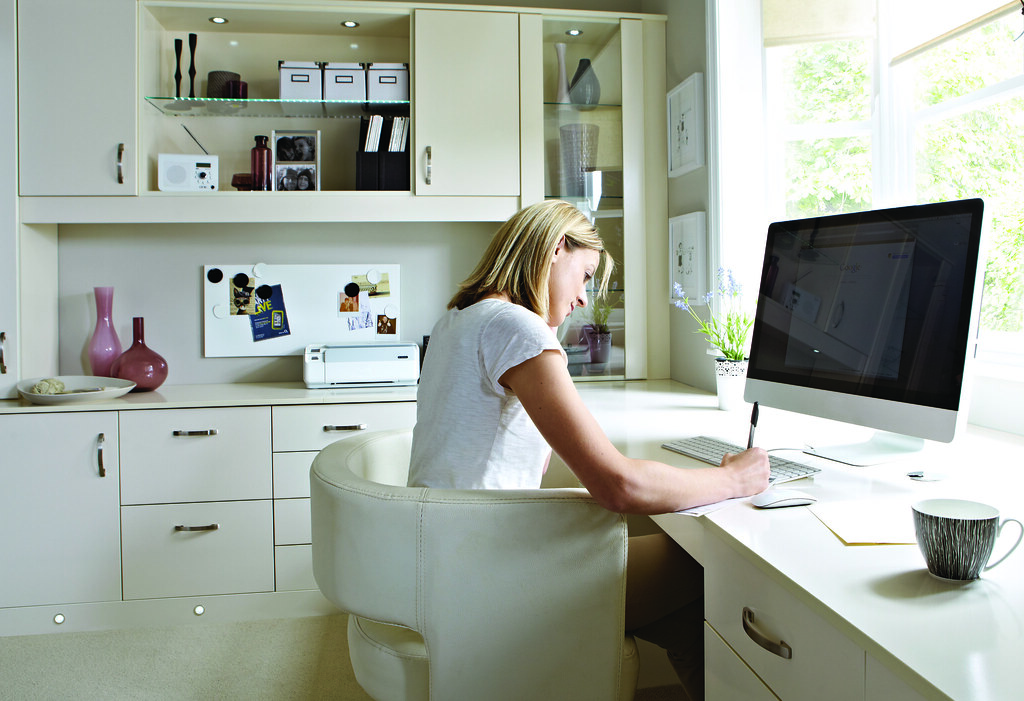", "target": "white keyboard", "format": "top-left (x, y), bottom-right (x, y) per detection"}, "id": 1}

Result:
top-left (662, 435), bottom-right (821, 485)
